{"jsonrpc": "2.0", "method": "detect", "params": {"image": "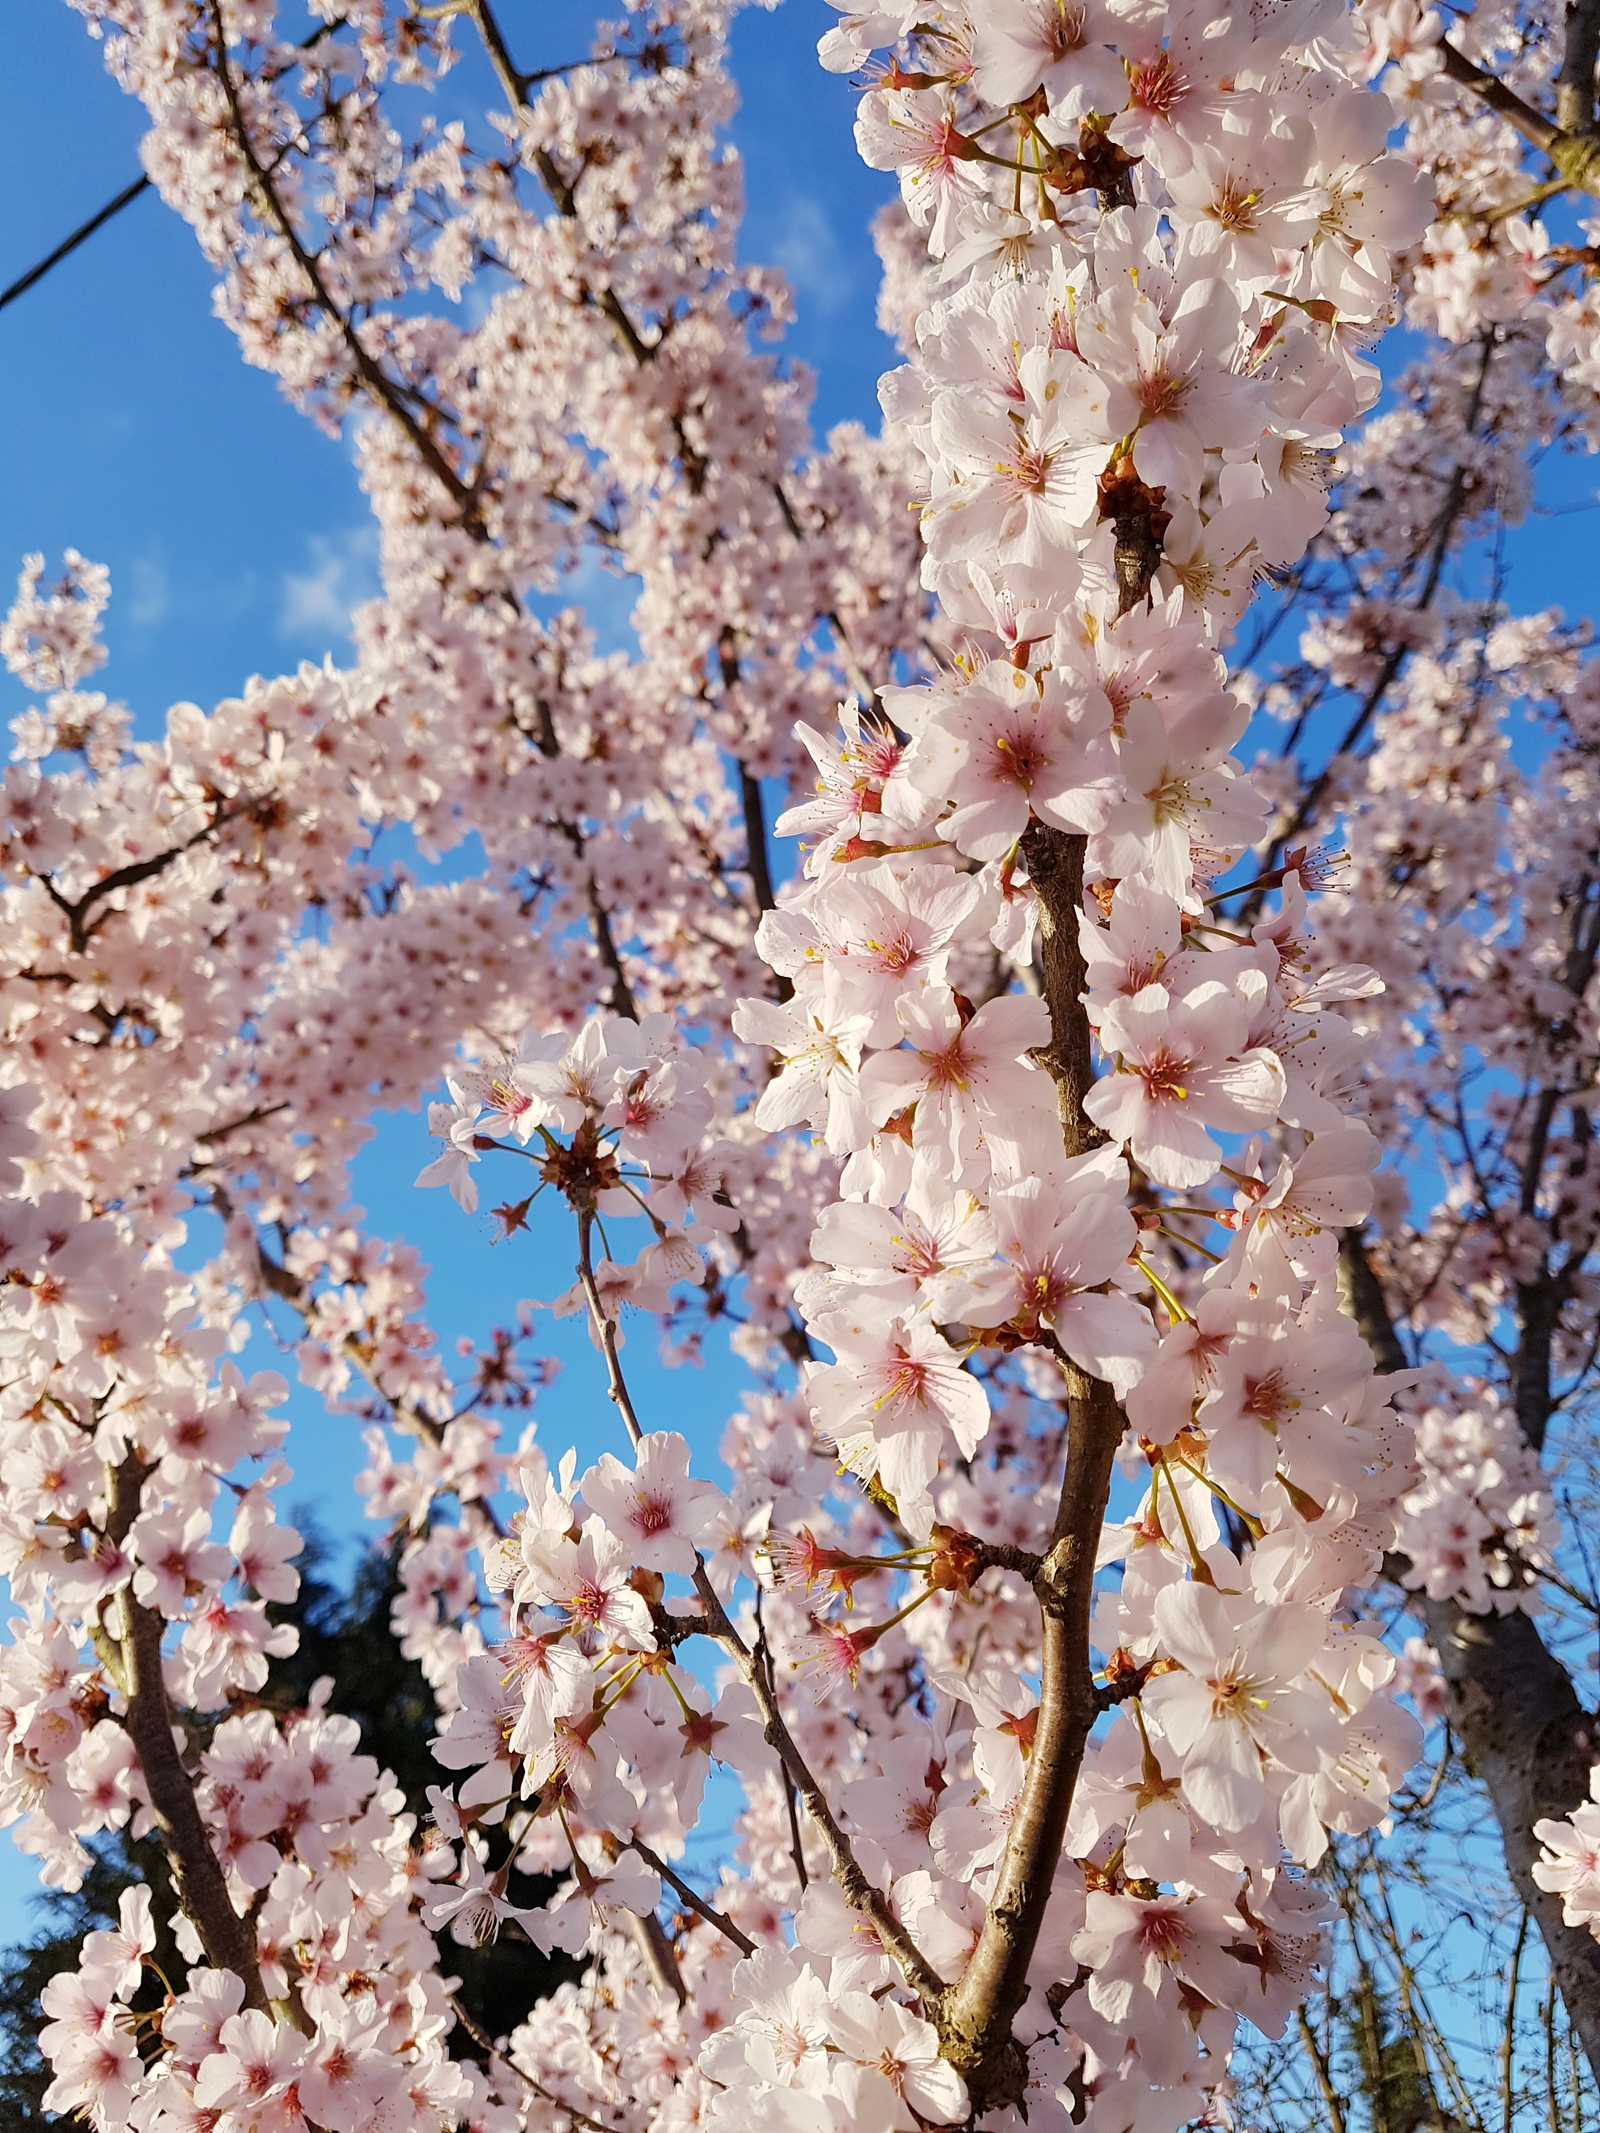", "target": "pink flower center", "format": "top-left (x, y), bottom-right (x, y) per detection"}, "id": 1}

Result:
top-left (1242, 1370), bottom-right (1291, 1426)
top-left (1006, 442), bottom-right (1053, 495)
top-left (634, 1492), bottom-right (675, 1535)
top-left (1137, 364), bottom-right (1191, 421)
top-left (1138, 1046), bottom-right (1193, 1102)
top-left (488, 1077), bottom-right (531, 1118)
top-left (1138, 1905), bottom-right (1190, 1958)
top-left (1130, 50), bottom-right (1188, 116)
top-left (879, 1350), bottom-right (932, 1414)
top-left (1043, 1), bottom-right (1089, 56)
top-left (991, 726), bottom-right (1046, 787)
